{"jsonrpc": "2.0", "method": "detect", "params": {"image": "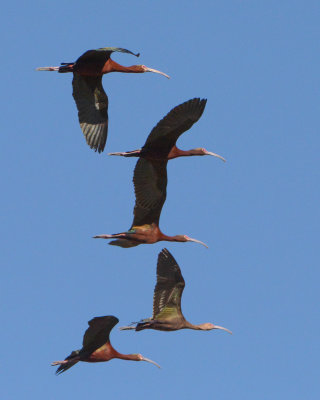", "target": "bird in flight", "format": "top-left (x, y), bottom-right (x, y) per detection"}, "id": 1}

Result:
top-left (52, 315), bottom-right (160, 374)
top-left (37, 47), bottom-right (169, 153)
top-left (120, 249), bottom-right (232, 333)
top-left (109, 98), bottom-right (225, 161)
top-left (94, 98), bottom-right (224, 248)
